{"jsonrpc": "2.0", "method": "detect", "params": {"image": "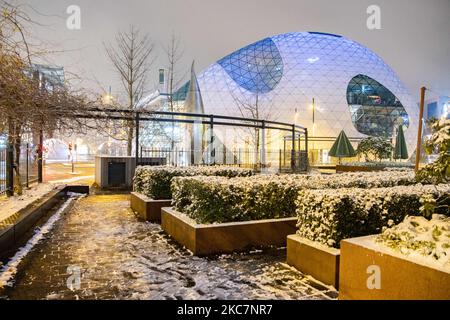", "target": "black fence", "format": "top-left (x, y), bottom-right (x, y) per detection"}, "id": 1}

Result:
top-left (0, 143), bottom-right (38, 196)
top-left (140, 147), bottom-right (308, 173)
top-left (75, 108), bottom-right (309, 172)
top-left (18, 143), bottom-right (39, 188)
